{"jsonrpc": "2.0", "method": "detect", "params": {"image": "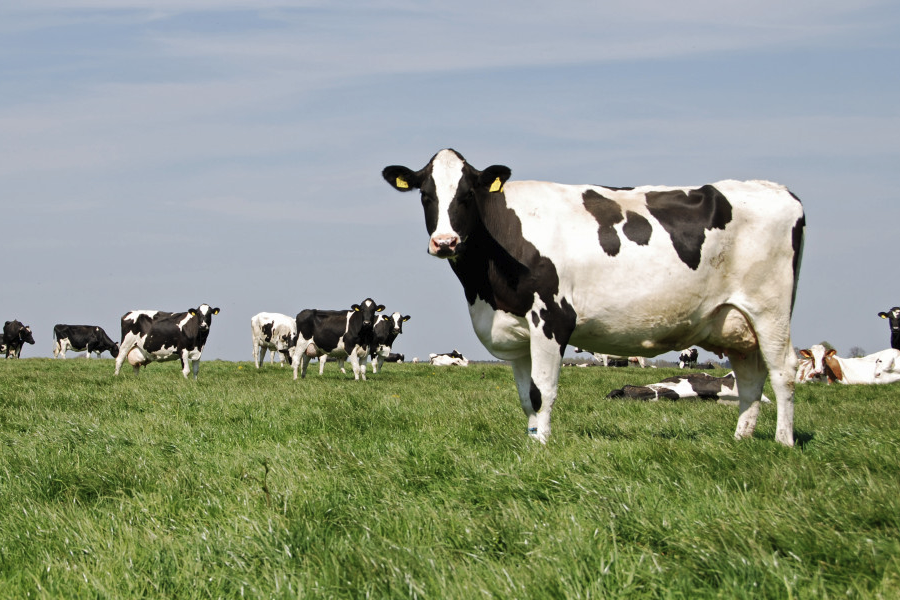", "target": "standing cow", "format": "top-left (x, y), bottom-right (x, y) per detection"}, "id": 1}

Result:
top-left (291, 298), bottom-right (385, 380)
top-left (678, 348), bottom-right (699, 369)
top-left (383, 149), bottom-right (804, 445)
top-left (114, 304), bottom-right (220, 379)
top-left (53, 324), bottom-right (119, 358)
top-left (878, 307), bottom-right (900, 351)
top-left (2, 320), bottom-right (35, 358)
top-left (250, 312), bottom-right (297, 368)
top-left (370, 312), bottom-right (411, 374)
